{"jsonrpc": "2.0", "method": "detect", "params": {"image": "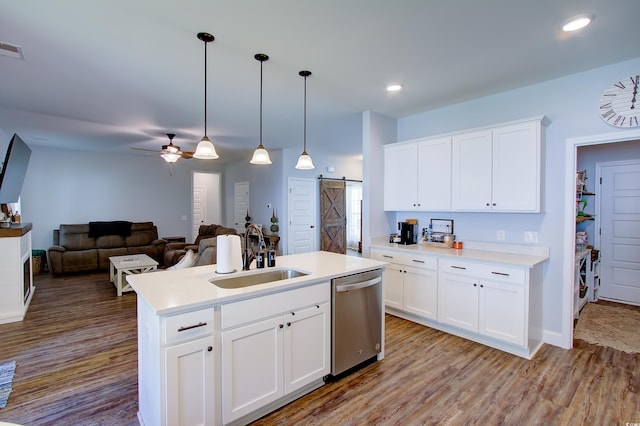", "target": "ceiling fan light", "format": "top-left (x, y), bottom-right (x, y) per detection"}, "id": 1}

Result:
top-left (161, 152), bottom-right (181, 163)
top-left (295, 152), bottom-right (315, 170)
top-left (250, 145), bottom-right (272, 164)
top-left (193, 136), bottom-right (219, 159)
